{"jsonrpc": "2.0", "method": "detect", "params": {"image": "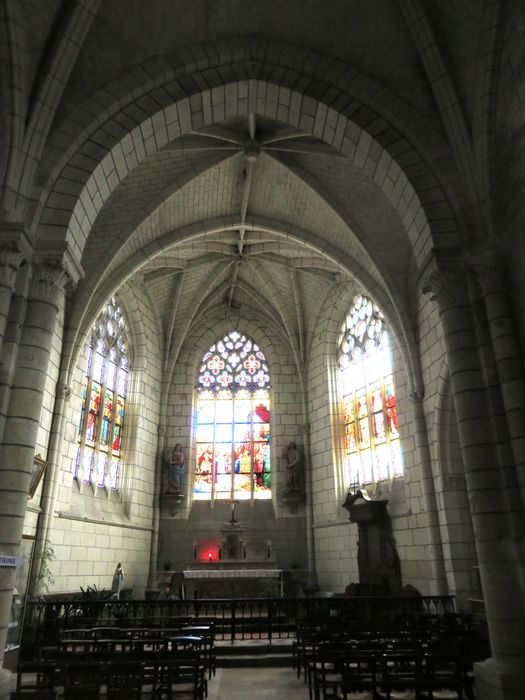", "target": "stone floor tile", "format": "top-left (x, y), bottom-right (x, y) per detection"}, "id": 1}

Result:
top-left (207, 667), bottom-right (310, 699)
